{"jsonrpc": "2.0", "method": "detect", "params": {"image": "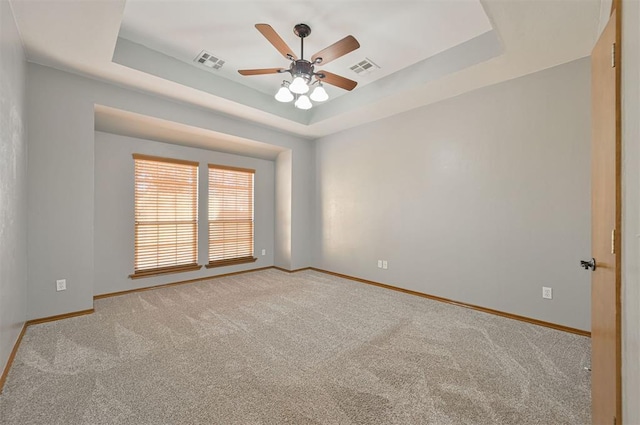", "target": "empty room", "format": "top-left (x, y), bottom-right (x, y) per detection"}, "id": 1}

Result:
top-left (1, 0), bottom-right (638, 424)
